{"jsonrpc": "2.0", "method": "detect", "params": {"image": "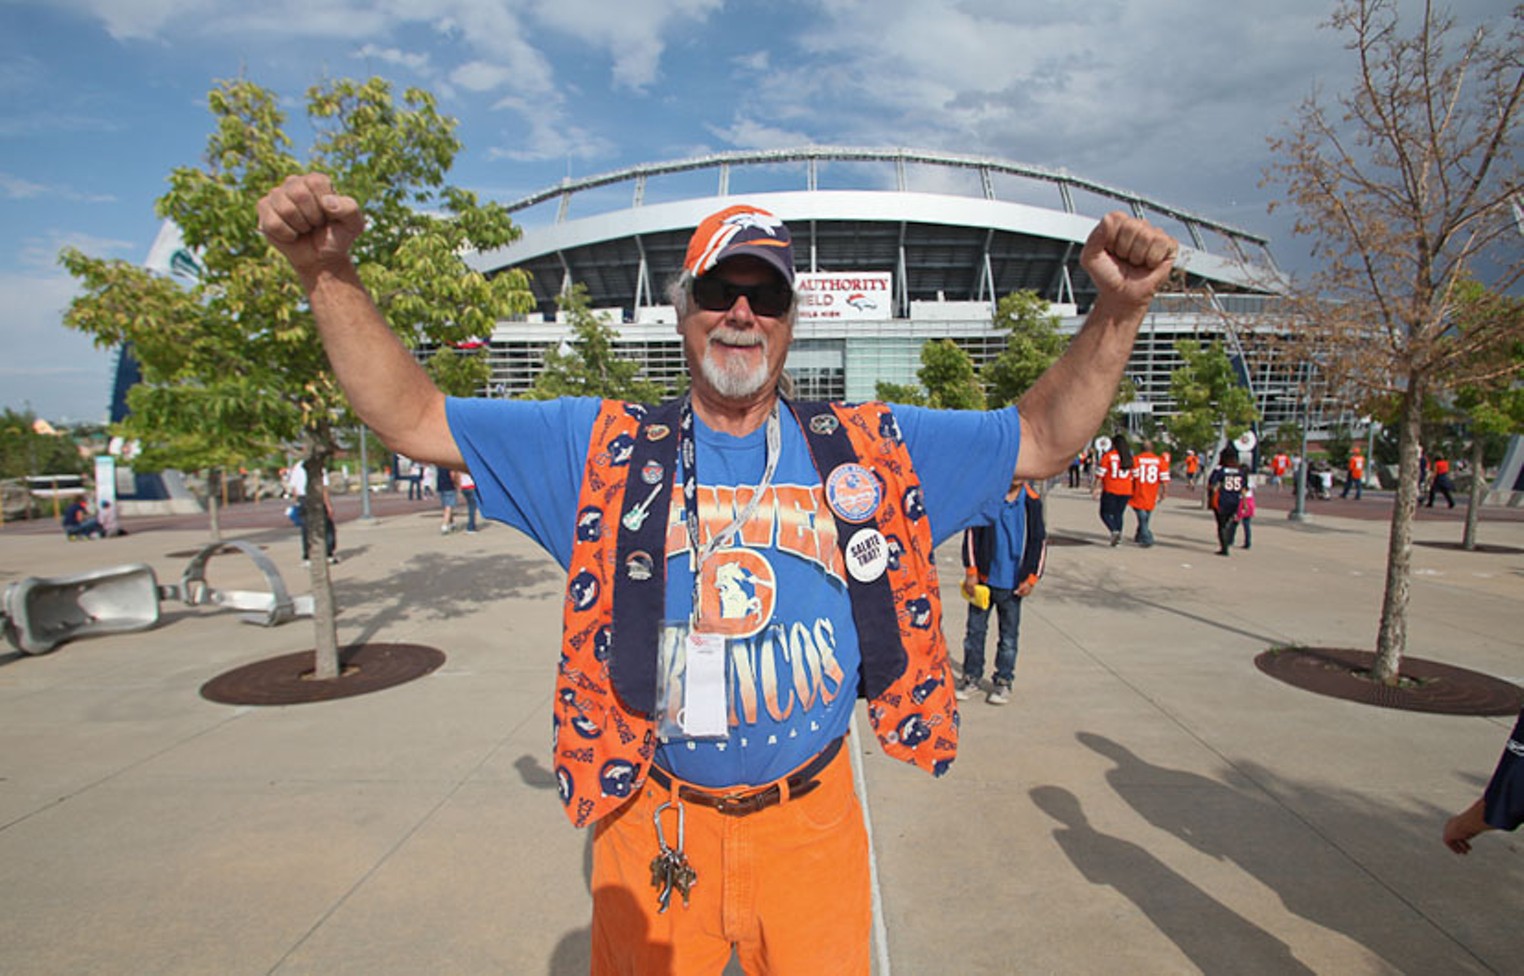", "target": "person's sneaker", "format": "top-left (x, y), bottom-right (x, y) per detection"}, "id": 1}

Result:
top-left (955, 675), bottom-right (980, 701)
top-left (1109, 530), bottom-right (1121, 546)
top-left (987, 681), bottom-right (1012, 705)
